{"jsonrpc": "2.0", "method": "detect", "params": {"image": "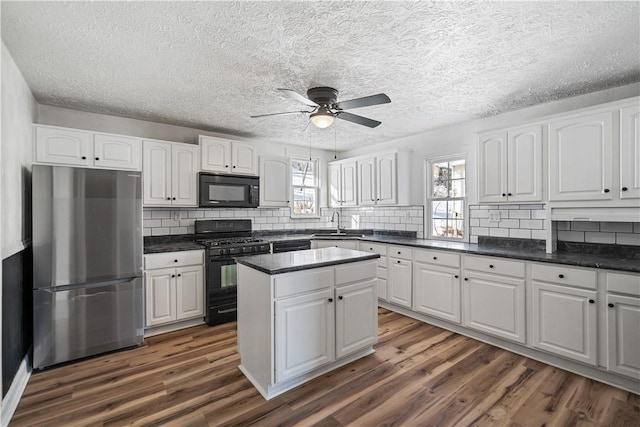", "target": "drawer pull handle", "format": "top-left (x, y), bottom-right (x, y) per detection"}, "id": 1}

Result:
top-left (608, 303), bottom-right (615, 308)
top-left (558, 274), bottom-right (564, 279)
top-left (328, 298), bottom-right (333, 303)
top-left (454, 275), bottom-right (459, 278)
top-left (588, 299), bottom-right (595, 304)
top-left (489, 264), bottom-right (494, 268)
top-left (433, 256), bottom-right (437, 260)
top-left (338, 295), bottom-right (343, 300)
